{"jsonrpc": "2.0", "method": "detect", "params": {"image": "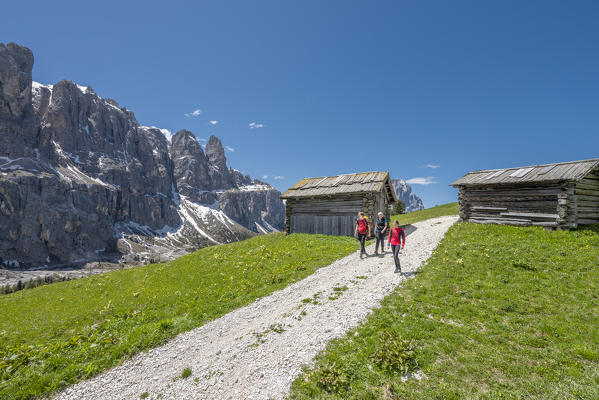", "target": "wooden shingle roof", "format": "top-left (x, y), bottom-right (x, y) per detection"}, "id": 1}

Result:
top-left (281, 171), bottom-right (397, 202)
top-left (451, 158), bottom-right (599, 187)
